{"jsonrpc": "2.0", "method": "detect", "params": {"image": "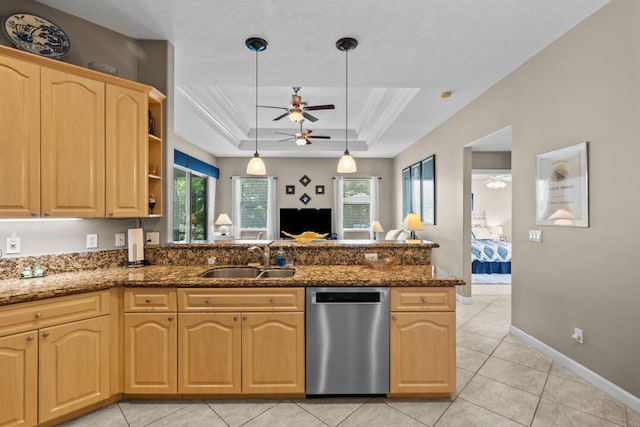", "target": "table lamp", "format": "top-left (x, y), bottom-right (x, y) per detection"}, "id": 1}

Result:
top-left (215, 213), bottom-right (233, 235)
top-left (372, 221), bottom-right (384, 240)
top-left (404, 212), bottom-right (424, 242)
